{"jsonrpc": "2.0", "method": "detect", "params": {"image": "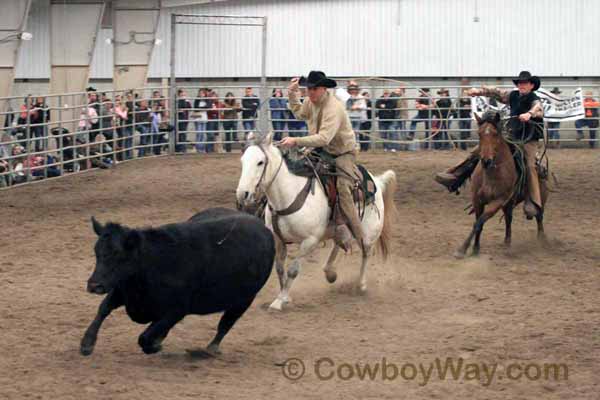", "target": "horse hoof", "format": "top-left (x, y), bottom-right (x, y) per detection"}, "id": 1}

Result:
top-left (269, 299), bottom-right (284, 311)
top-left (324, 270), bottom-right (337, 284)
top-left (453, 250), bottom-right (466, 259)
top-left (80, 345), bottom-right (94, 356)
top-left (359, 283), bottom-right (367, 293)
